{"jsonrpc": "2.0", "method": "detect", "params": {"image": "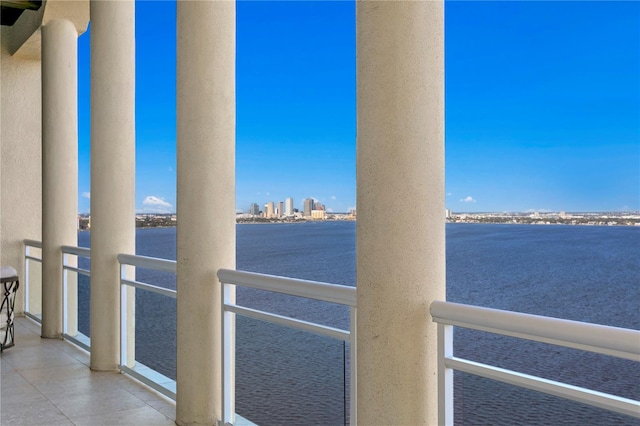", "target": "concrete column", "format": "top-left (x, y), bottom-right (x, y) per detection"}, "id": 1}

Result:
top-left (41, 18), bottom-right (78, 339)
top-left (176, 0), bottom-right (235, 424)
top-left (90, 0), bottom-right (135, 371)
top-left (356, 1), bottom-right (445, 424)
